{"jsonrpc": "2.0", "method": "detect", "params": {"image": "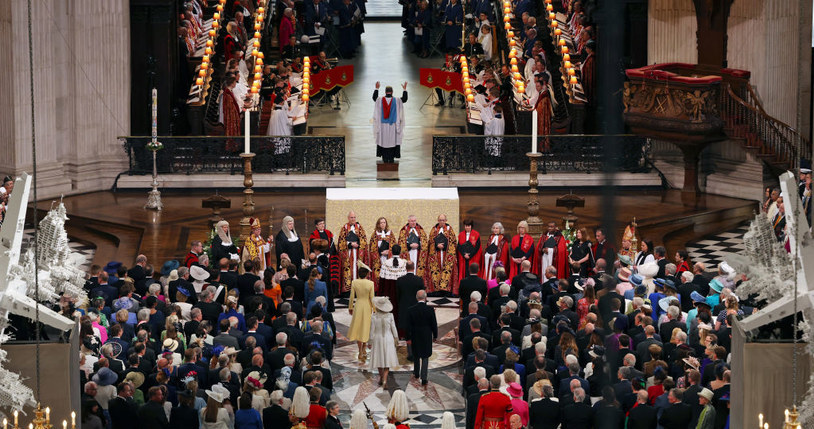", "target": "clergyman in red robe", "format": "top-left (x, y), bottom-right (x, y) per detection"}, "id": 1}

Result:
top-left (457, 219), bottom-right (482, 282)
top-left (534, 221), bottom-right (568, 279)
top-left (508, 221), bottom-right (534, 279)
